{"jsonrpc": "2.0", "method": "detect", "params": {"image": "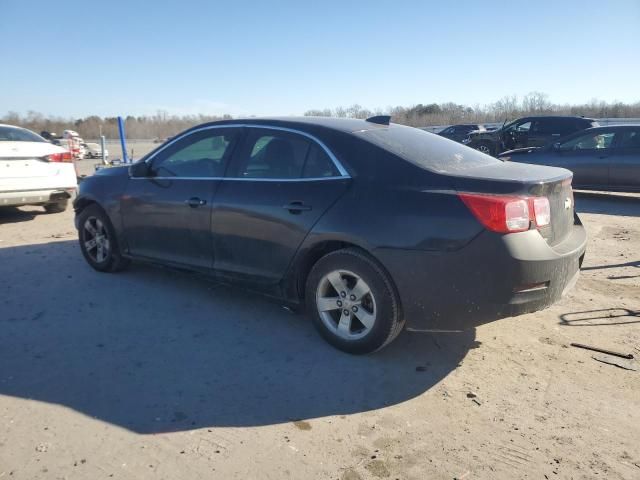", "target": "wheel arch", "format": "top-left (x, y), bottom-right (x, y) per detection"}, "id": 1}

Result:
top-left (73, 195), bottom-right (98, 215)
top-left (74, 196), bottom-right (129, 256)
top-left (284, 236), bottom-right (402, 314)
